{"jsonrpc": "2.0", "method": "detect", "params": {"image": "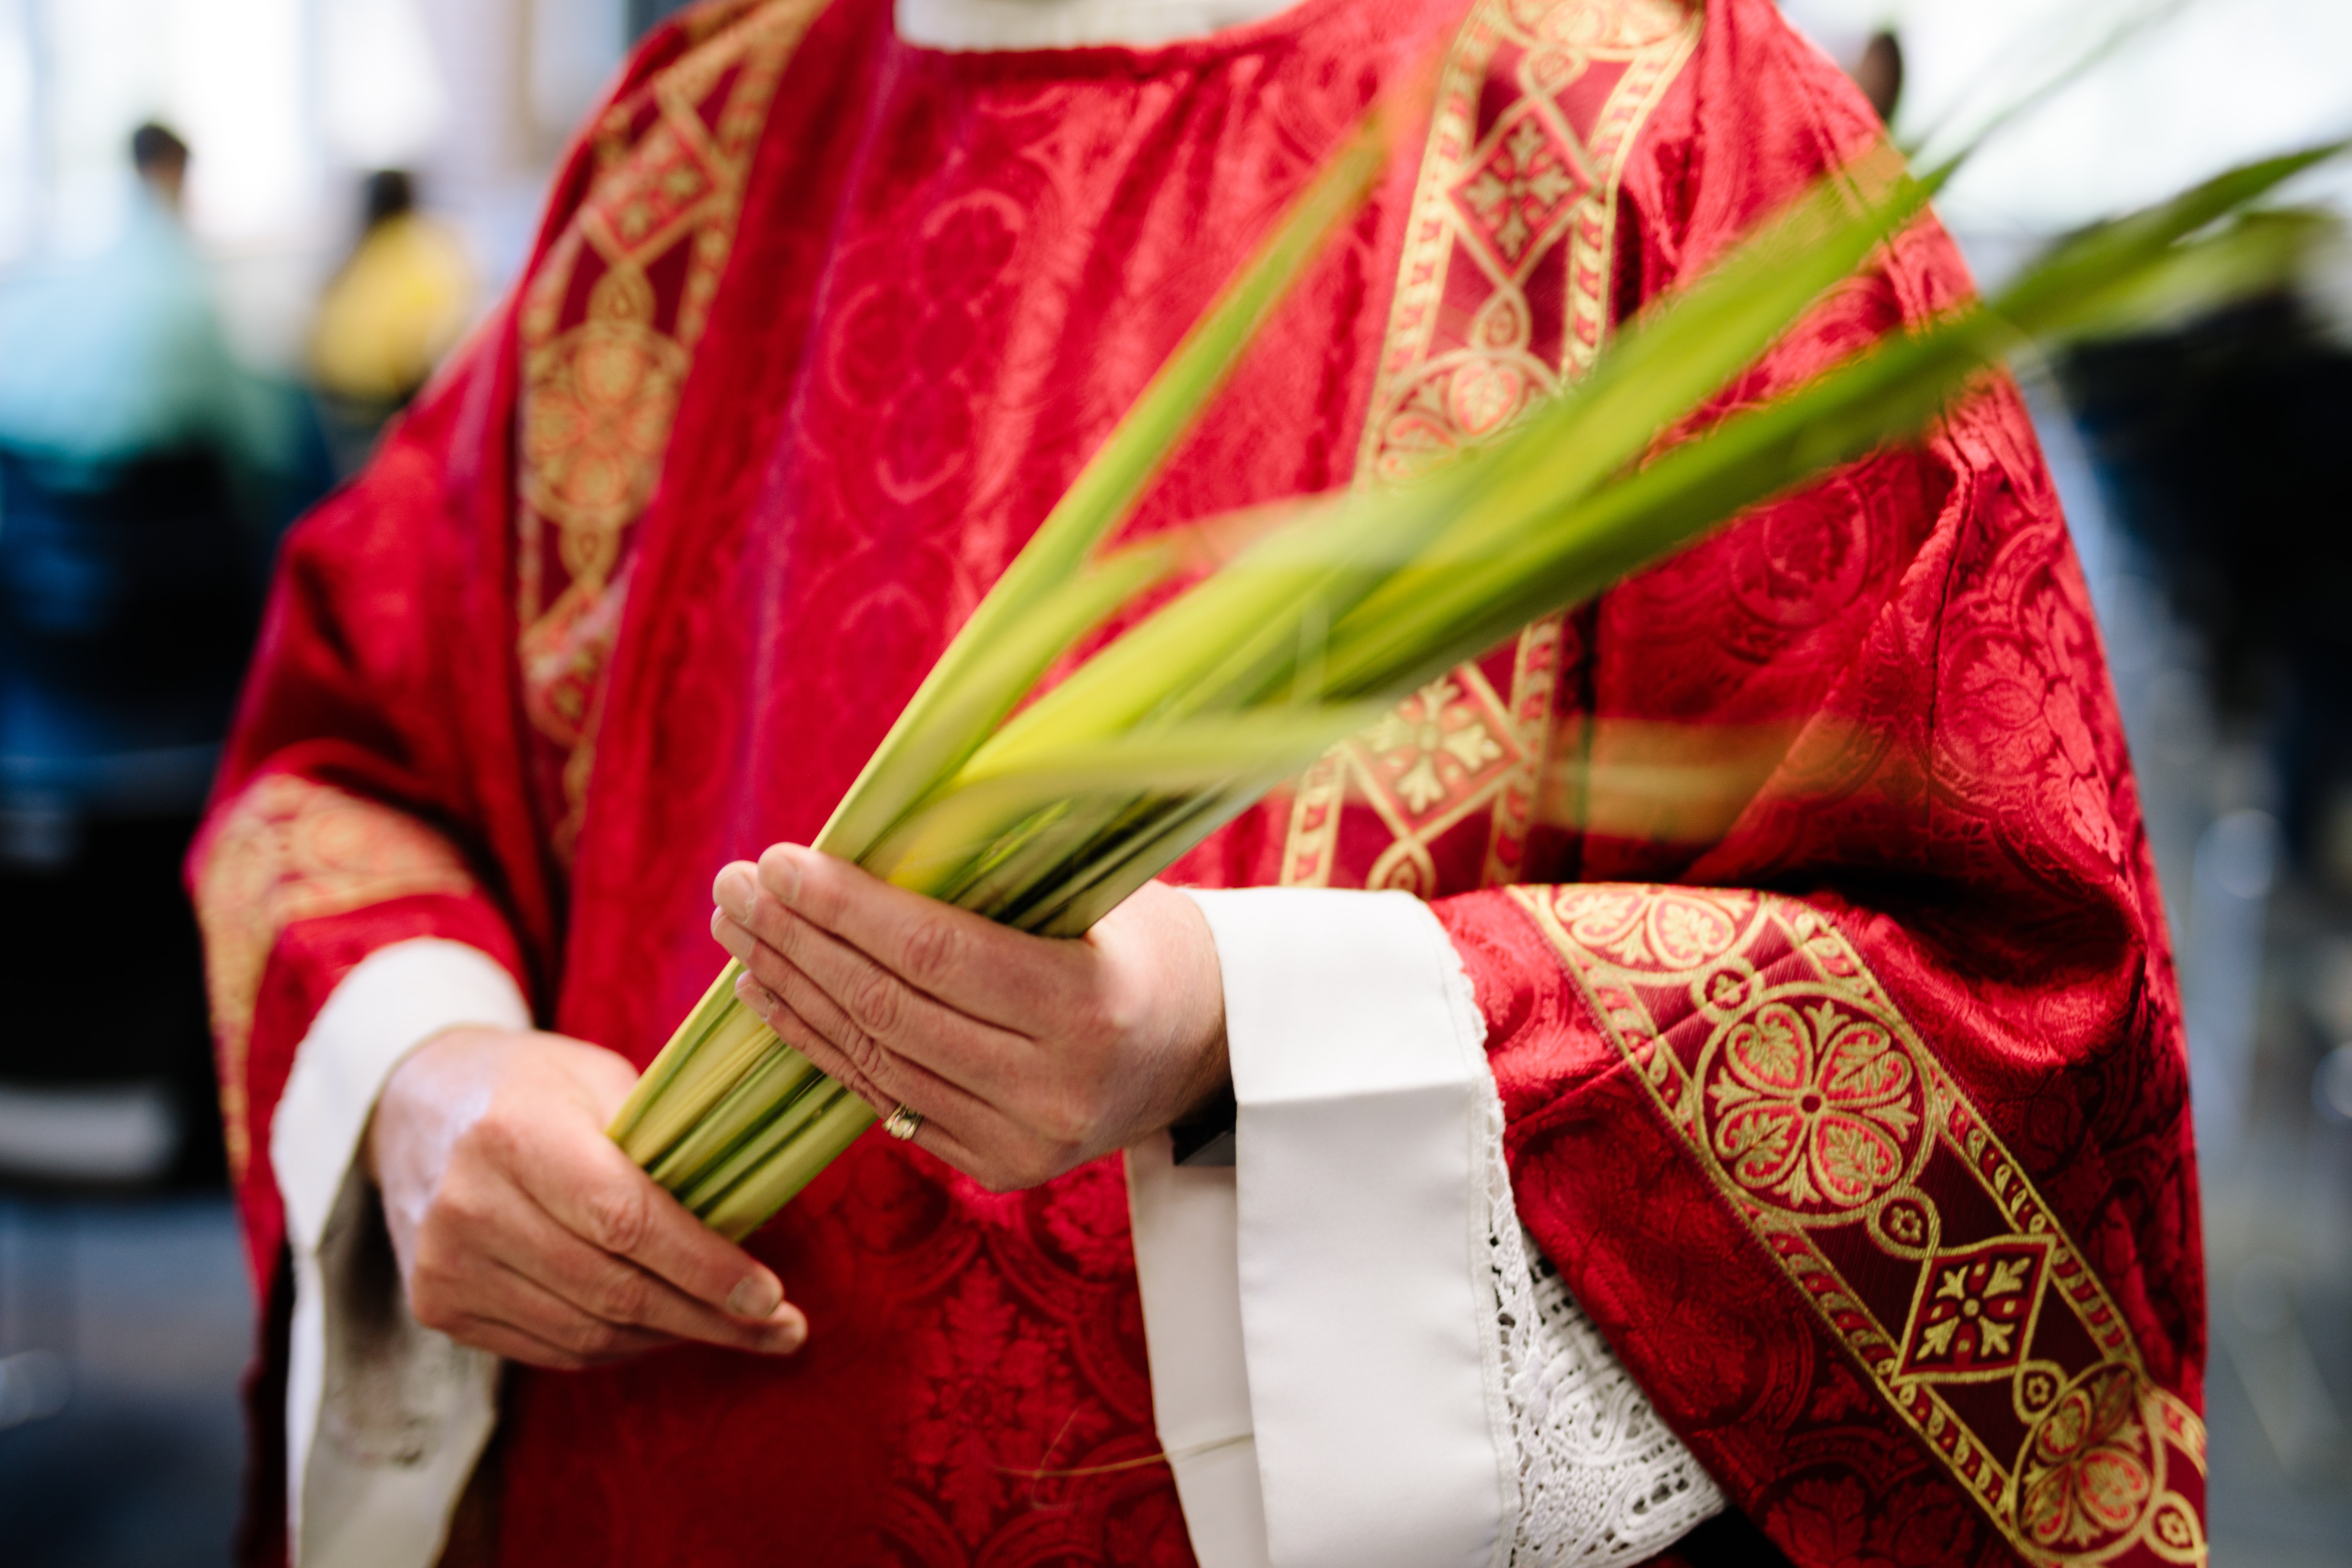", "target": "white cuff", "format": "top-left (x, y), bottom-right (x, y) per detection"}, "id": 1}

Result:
top-left (1143, 888), bottom-right (1513, 1568)
top-left (1126, 1134), bottom-right (1271, 1568)
top-left (1133, 889), bottom-right (1724, 1568)
top-left (271, 939), bottom-right (530, 1568)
